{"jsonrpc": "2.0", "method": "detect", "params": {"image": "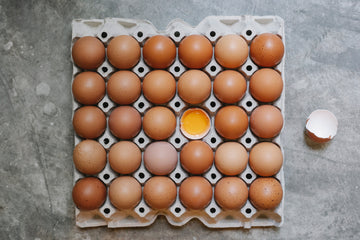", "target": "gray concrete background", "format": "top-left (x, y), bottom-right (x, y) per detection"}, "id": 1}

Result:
top-left (1, 0), bottom-right (359, 239)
